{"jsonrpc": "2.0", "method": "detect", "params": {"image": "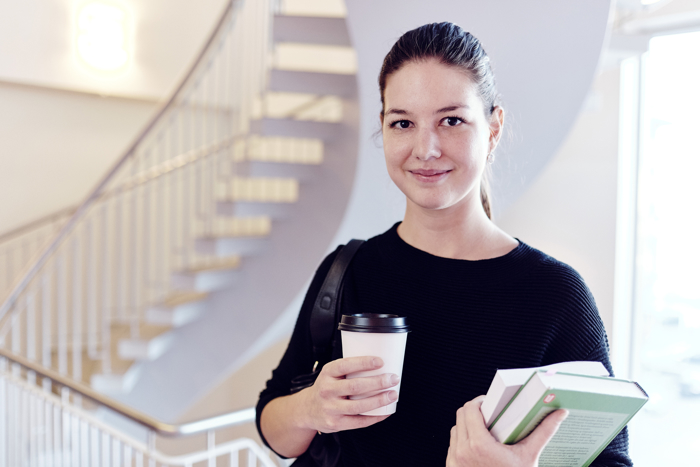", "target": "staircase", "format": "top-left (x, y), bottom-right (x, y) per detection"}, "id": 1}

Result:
top-left (0, 0), bottom-right (358, 417)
